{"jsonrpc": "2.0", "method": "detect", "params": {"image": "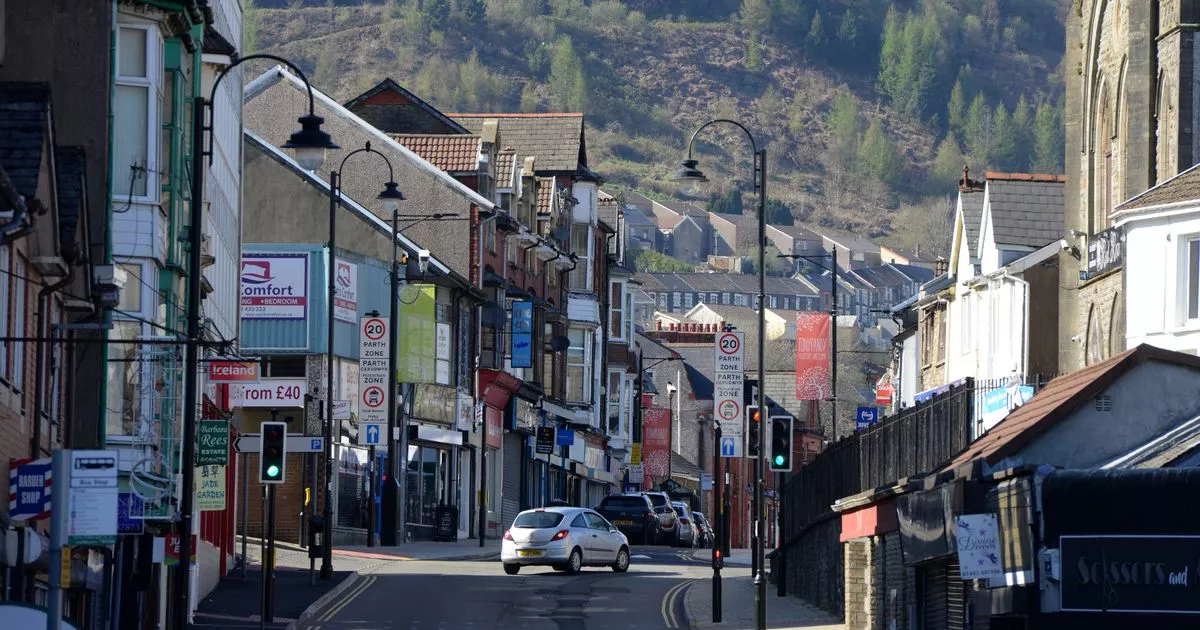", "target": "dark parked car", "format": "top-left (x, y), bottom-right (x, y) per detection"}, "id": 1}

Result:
top-left (640, 492), bottom-right (679, 545)
top-left (692, 512), bottom-right (713, 548)
top-left (594, 494), bottom-right (660, 544)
